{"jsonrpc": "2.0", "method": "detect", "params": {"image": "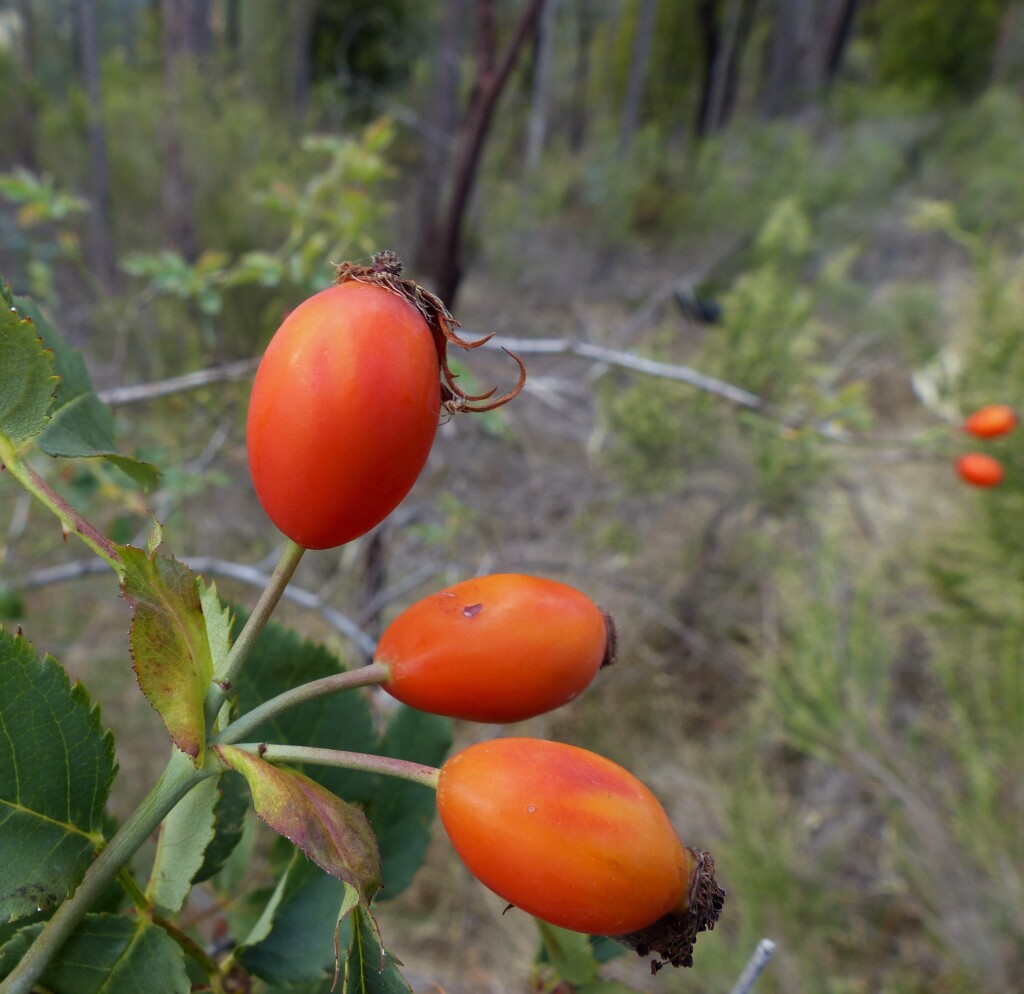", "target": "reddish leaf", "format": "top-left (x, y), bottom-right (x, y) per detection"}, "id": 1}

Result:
top-left (215, 745), bottom-right (381, 902)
